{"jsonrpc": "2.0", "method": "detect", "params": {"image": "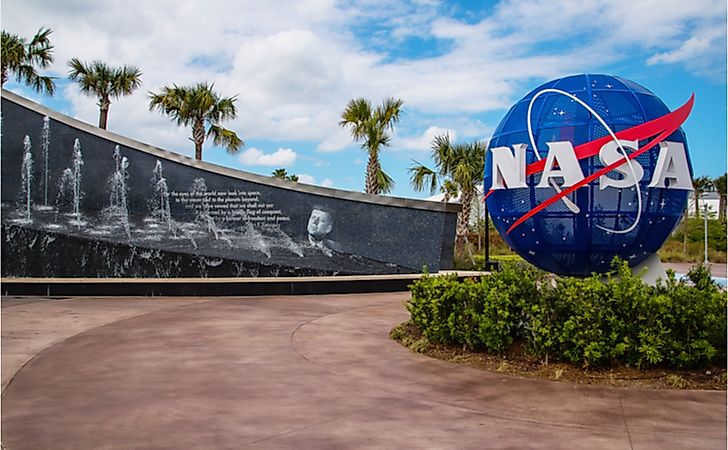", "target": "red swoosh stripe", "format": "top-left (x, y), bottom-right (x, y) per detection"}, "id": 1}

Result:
top-left (503, 94), bottom-right (694, 234)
